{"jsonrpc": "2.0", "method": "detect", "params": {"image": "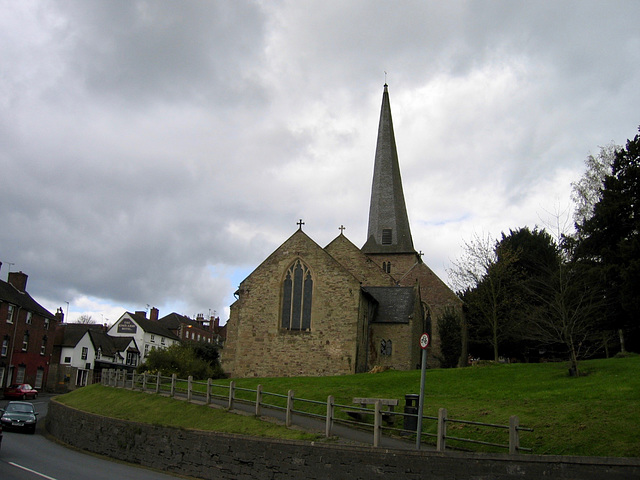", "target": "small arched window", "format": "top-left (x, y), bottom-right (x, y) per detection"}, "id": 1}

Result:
top-left (281, 259), bottom-right (313, 331)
